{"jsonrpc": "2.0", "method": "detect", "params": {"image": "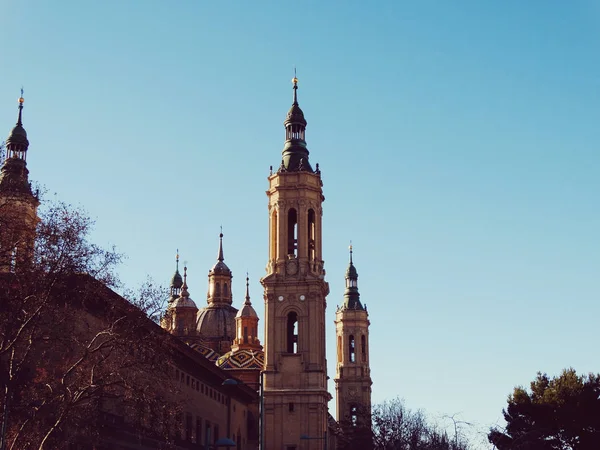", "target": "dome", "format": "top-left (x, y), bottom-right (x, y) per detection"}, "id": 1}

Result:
top-left (196, 304), bottom-right (238, 340)
top-left (236, 303), bottom-right (258, 319)
top-left (210, 260), bottom-right (231, 276)
top-left (346, 262), bottom-right (358, 279)
top-left (216, 348), bottom-right (265, 370)
top-left (172, 296), bottom-right (197, 309)
top-left (171, 270), bottom-right (183, 289)
top-left (284, 103), bottom-right (307, 127)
